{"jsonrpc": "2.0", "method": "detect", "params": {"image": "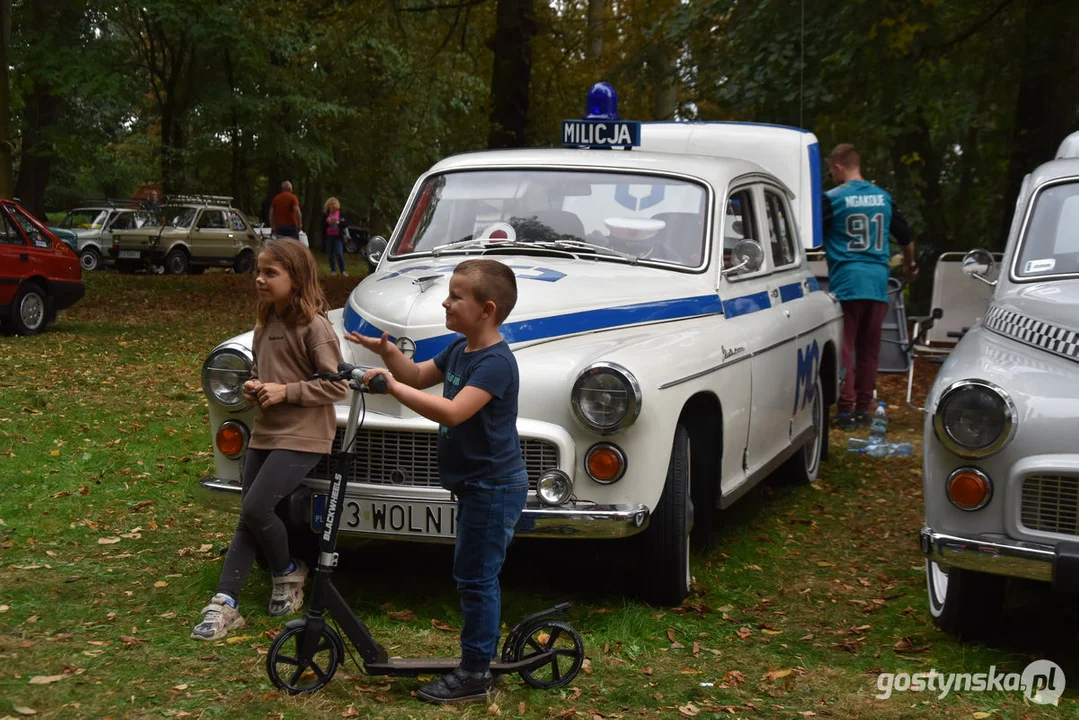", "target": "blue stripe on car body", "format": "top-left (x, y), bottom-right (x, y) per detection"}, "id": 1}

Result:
top-left (722, 291), bottom-right (771, 318)
top-left (779, 282), bottom-right (804, 303)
